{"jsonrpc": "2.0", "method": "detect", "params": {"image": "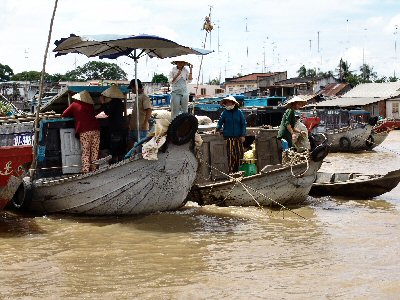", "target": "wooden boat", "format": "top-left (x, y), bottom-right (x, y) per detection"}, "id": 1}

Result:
top-left (12, 113), bottom-right (199, 216)
top-left (0, 145), bottom-right (32, 210)
top-left (188, 128), bottom-right (328, 207)
top-left (302, 109), bottom-right (377, 152)
top-left (0, 119), bottom-right (35, 210)
top-left (321, 125), bottom-right (373, 152)
top-left (310, 169), bottom-right (400, 198)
